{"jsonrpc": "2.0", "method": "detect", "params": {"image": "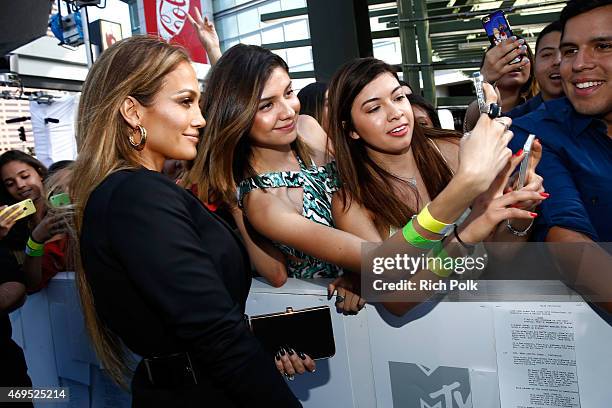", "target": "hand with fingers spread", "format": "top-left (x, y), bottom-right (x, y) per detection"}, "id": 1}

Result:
top-left (506, 138), bottom-right (545, 211)
top-left (481, 36), bottom-right (530, 85)
top-left (274, 346), bottom-right (316, 381)
top-left (458, 149), bottom-right (547, 244)
top-left (328, 274), bottom-right (366, 315)
top-left (187, 8), bottom-right (222, 65)
top-left (456, 82), bottom-right (514, 196)
top-left (0, 205), bottom-right (25, 239)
